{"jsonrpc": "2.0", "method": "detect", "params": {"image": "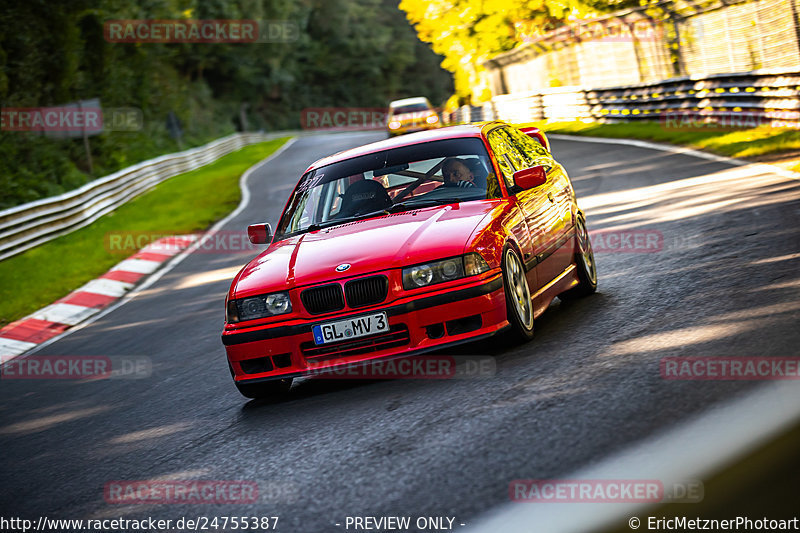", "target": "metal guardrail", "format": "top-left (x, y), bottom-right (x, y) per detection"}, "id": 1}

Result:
top-left (445, 68), bottom-right (800, 127)
top-left (585, 69), bottom-right (800, 123)
top-left (0, 132), bottom-right (273, 262)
